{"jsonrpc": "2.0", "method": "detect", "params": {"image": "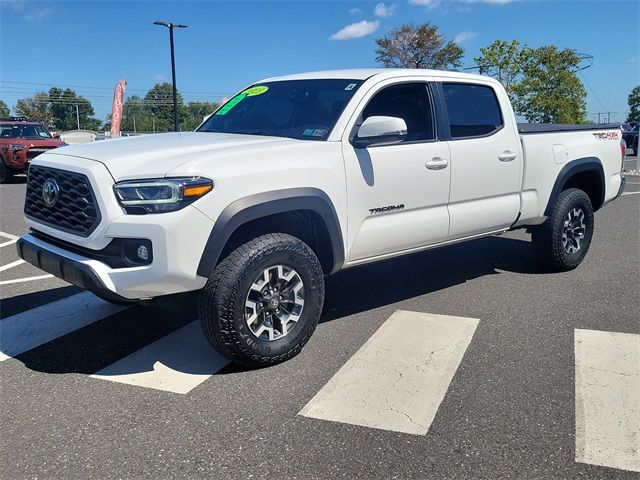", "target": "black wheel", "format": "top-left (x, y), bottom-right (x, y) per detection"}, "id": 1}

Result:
top-left (0, 159), bottom-right (15, 184)
top-left (198, 233), bottom-right (325, 368)
top-left (531, 188), bottom-right (594, 272)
